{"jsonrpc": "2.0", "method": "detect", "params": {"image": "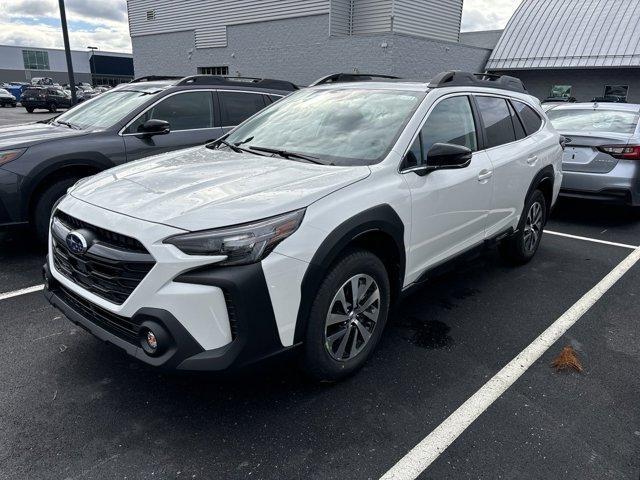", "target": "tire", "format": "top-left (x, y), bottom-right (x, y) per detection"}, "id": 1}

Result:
top-left (11, 103), bottom-right (16, 108)
top-left (48, 102), bottom-right (57, 113)
top-left (499, 189), bottom-right (547, 265)
top-left (32, 177), bottom-right (80, 245)
top-left (302, 249), bottom-right (391, 381)
top-left (26, 107), bottom-right (34, 113)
